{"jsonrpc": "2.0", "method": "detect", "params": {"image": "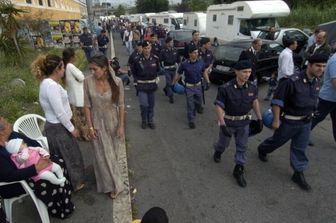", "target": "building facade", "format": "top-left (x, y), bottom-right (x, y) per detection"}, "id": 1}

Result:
top-left (10, 0), bottom-right (88, 20)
